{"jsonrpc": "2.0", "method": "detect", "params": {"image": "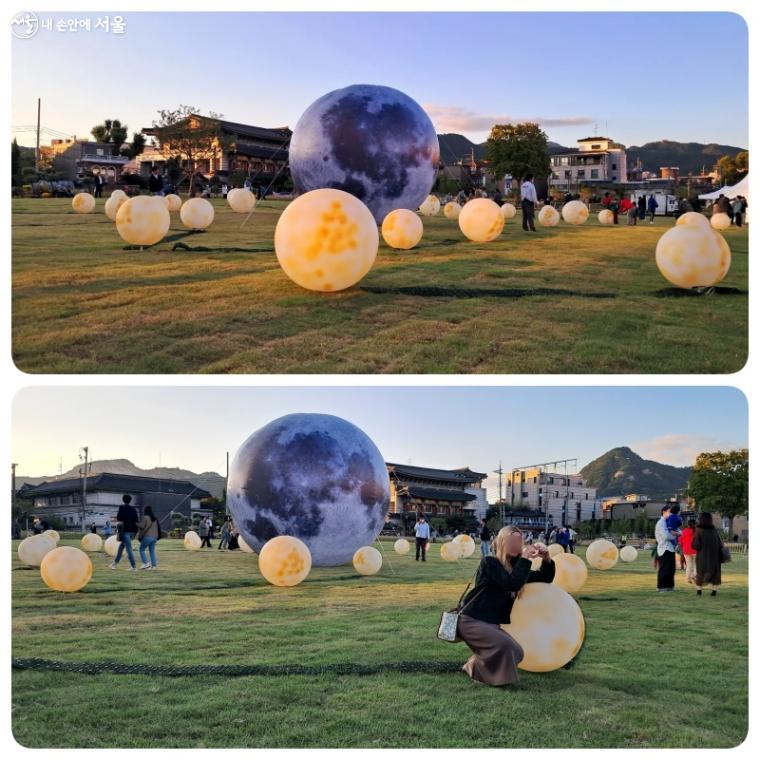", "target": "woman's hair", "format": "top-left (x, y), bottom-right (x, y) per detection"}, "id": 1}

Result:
top-left (491, 526), bottom-right (523, 572)
top-left (144, 505), bottom-right (156, 522)
top-left (697, 512), bottom-right (714, 529)
top-left (687, 518), bottom-right (697, 528)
